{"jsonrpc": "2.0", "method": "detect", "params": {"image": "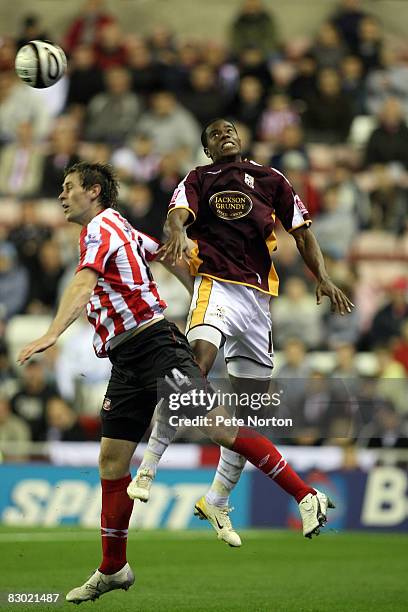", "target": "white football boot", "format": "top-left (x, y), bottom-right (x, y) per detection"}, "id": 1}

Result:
top-left (194, 496), bottom-right (242, 547)
top-left (66, 563), bottom-right (135, 604)
top-left (298, 489), bottom-right (335, 538)
top-left (127, 467), bottom-right (154, 502)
